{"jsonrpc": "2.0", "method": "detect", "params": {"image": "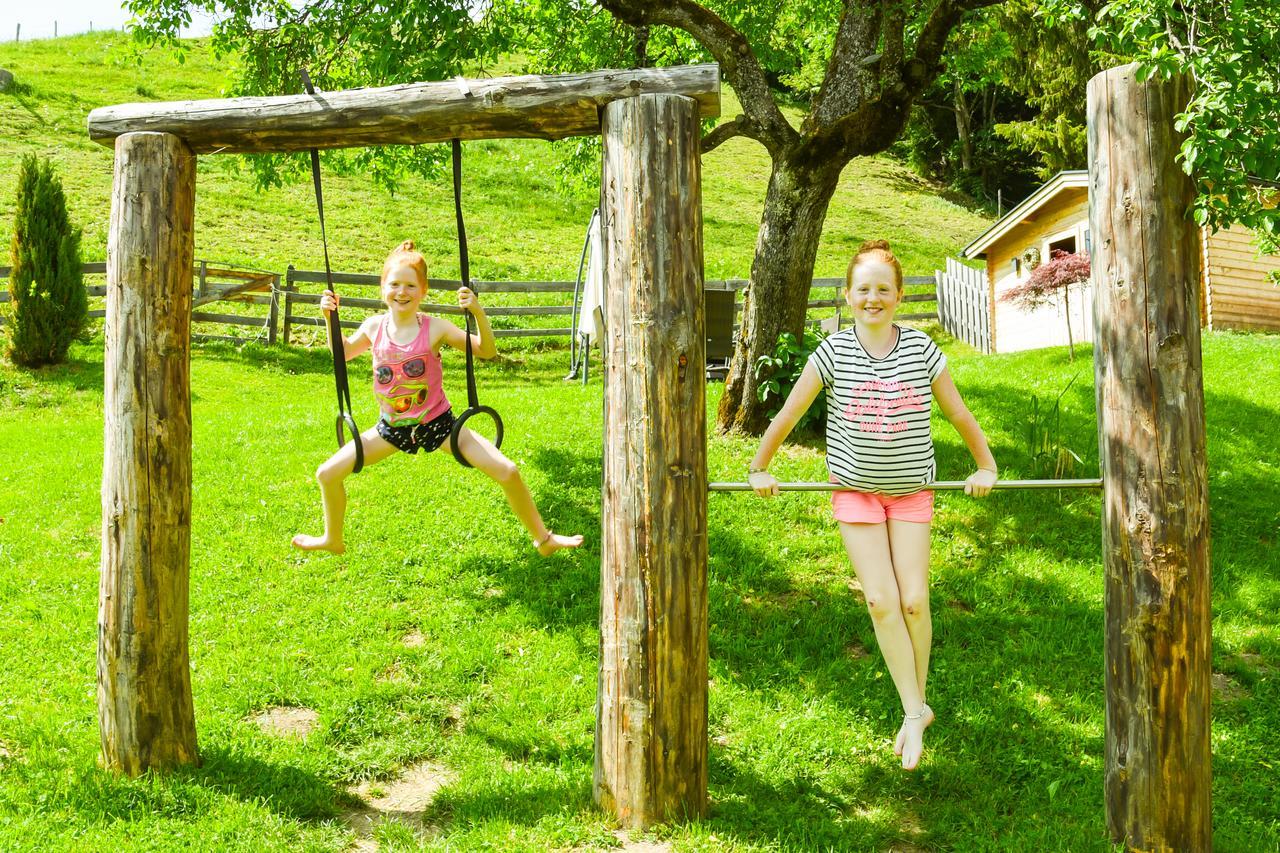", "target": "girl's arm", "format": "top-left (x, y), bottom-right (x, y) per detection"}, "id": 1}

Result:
top-left (451, 286), bottom-right (497, 359)
top-left (748, 362), bottom-right (825, 497)
top-left (320, 290), bottom-right (373, 360)
top-left (932, 367), bottom-right (997, 496)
